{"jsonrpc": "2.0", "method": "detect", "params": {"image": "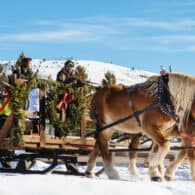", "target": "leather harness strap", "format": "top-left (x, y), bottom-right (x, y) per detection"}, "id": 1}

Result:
top-left (95, 103), bottom-right (160, 134)
top-left (127, 74), bottom-right (177, 127)
top-left (128, 100), bottom-right (142, 127)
